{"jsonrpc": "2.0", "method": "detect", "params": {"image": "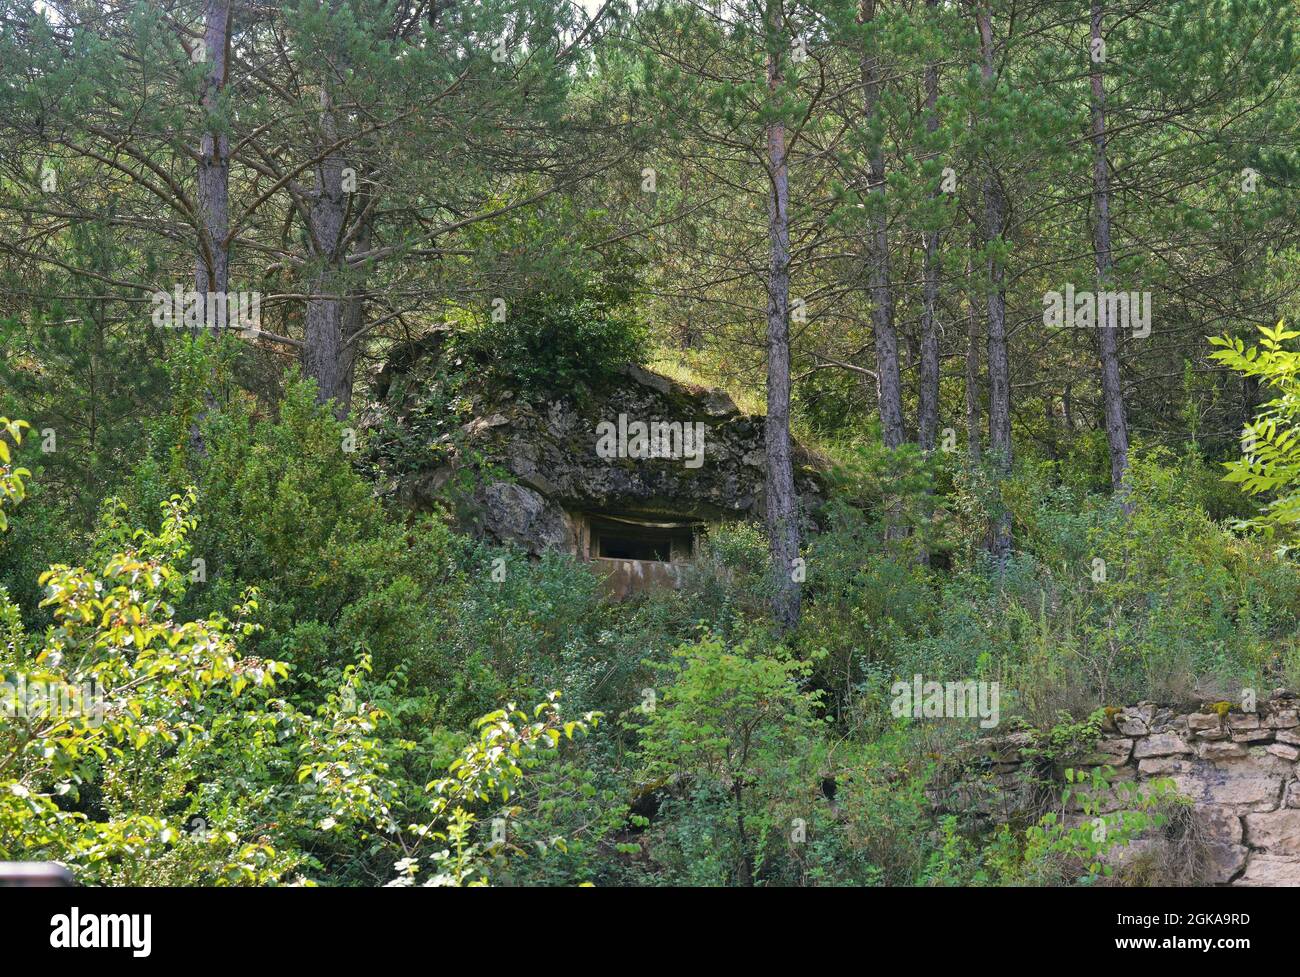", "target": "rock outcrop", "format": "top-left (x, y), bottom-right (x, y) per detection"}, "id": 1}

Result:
top-left (365, 344), bottom-right (825, 555)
